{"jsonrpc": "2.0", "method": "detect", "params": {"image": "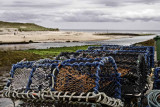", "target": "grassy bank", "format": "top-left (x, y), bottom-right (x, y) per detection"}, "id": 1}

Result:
top-left (0, 51), bottom-right (41, 68)
top-left (24, 45), bottom-right (95, 58)
top-left (0, 21), bottom-right (59, 31)
top-left (134, 39), bottom-right (154, 46)
top-left (94, 33), bottom-right (154, 36)
top-left (0, 45), bottom-right (96, 70)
